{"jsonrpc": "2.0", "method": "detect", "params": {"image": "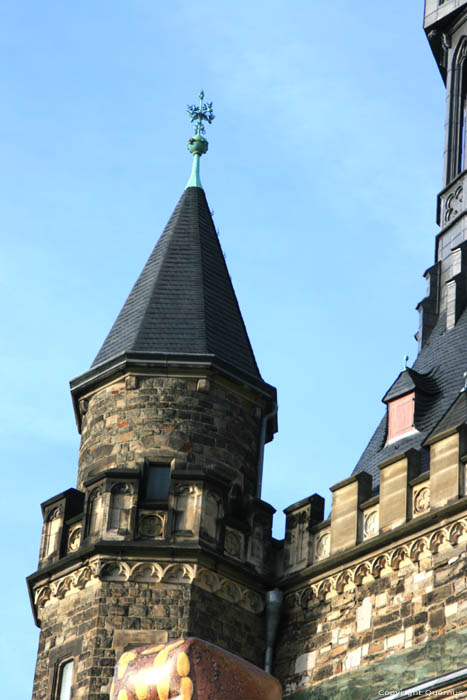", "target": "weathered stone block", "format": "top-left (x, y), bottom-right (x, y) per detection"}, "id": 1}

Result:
top-left (379, 450), bottom-right (418, 532)
top-left (330, 473), bottom-right (371, 553)
top-left (429, 432), bottom-right (460, 508)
